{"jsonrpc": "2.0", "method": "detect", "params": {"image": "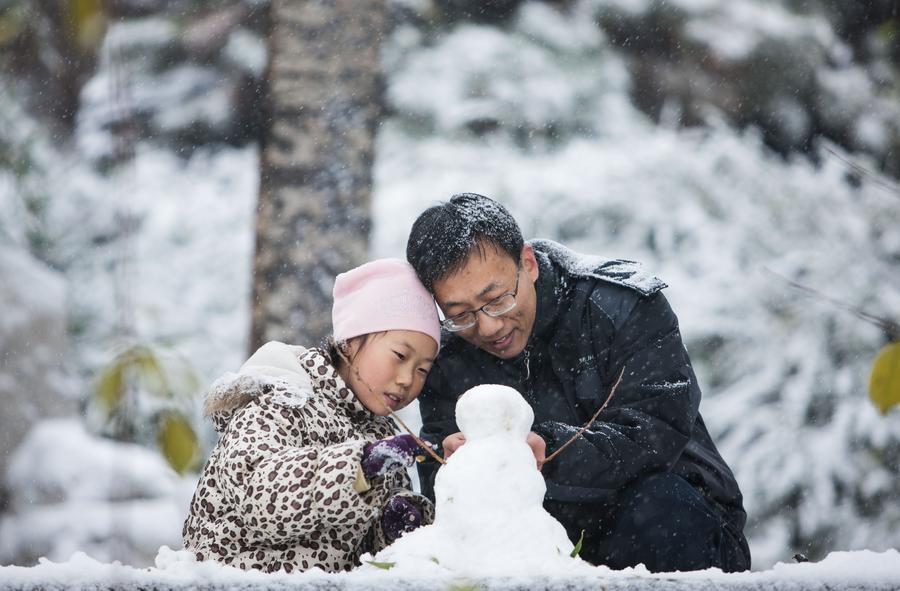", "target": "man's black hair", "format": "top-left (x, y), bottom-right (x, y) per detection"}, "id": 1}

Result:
top-left (406, 193), bottom-right (524, 293)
